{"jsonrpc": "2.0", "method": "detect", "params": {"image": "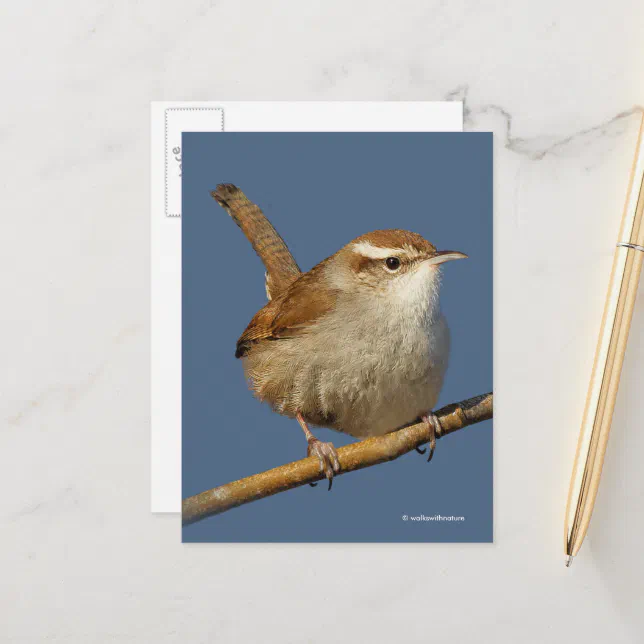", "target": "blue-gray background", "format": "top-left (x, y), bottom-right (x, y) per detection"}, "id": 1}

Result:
top-left (182, 132), bottom-right (492, 542)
